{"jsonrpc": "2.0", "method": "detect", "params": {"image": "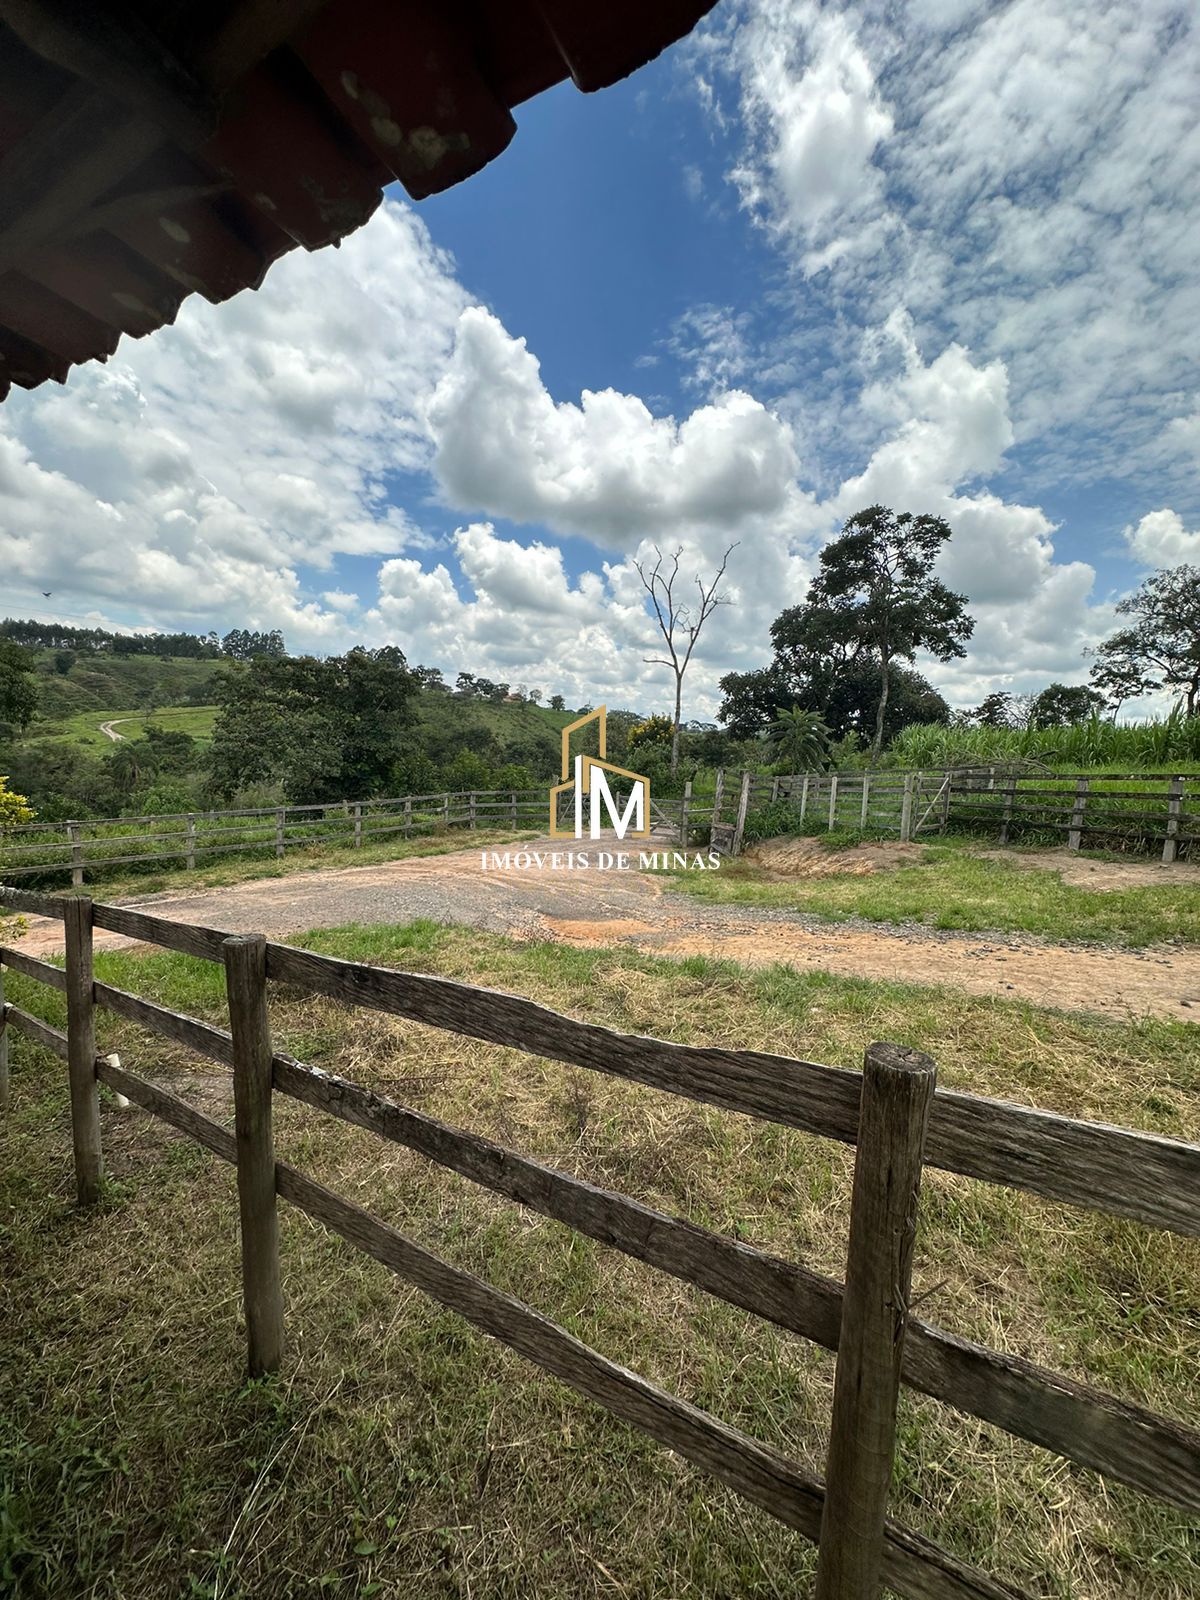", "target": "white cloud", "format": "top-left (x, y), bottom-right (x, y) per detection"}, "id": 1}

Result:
top-left (697, 0), bottom-right (1200, 490)
top-left (429, 307), bottom-right (803, 552)
top-left (726, 0), bottom-right (894, 270)
top-left (1125, 509), bottom-right (1200, 569)
top-left (0, 199), bottom-right (467, 642)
